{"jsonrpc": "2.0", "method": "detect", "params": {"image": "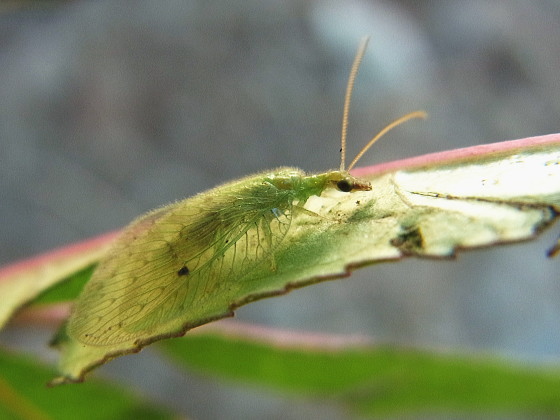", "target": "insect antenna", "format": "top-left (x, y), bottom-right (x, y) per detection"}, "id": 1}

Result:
top-left (347, 110), bottom-right (427, 171)
top-left (340, 37), bottom-right (369, 171)
top-left (339, 38), bottom-right (427, 172)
